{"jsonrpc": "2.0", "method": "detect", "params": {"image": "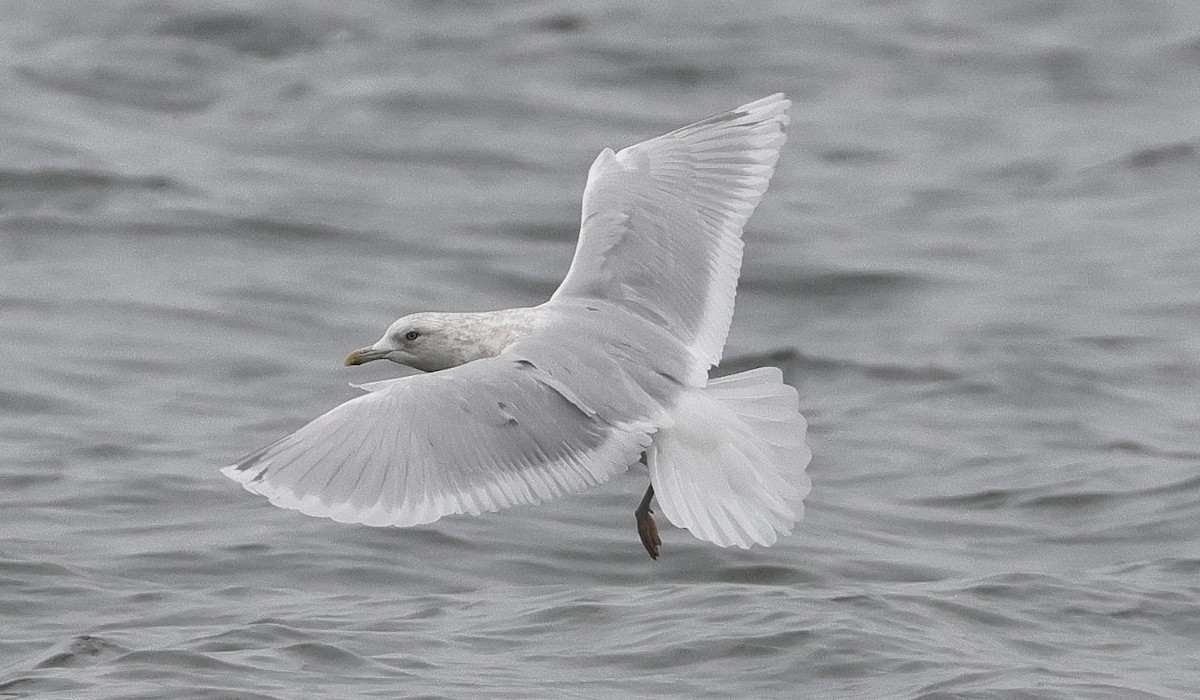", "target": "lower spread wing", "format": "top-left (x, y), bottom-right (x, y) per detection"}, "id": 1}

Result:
top-left (551, 94), bottom-right (790, 370)
top-left (223, 356), bottom-right (656, 527)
